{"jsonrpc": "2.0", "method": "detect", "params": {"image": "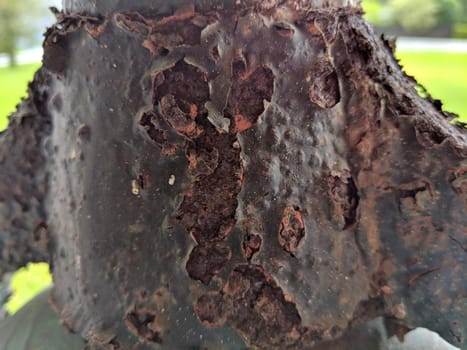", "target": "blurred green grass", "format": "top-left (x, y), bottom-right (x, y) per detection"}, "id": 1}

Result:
top-left (0, 63), bottom-right (40, 131)
top-left (0, 49), bottom-right (466, 313)
top-left (5, 263), bottom-right (52, 314)
top-left (396, 51), bottom-right (467, 121)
